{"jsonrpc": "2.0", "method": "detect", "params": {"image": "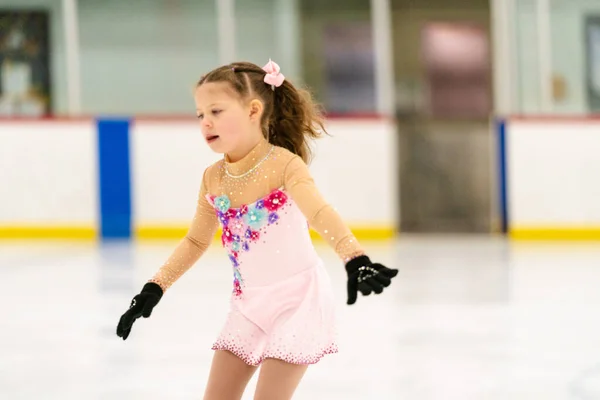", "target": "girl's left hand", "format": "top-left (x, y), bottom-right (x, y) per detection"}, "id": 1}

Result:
top-left (345, 255), bottom-right (398, 305)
